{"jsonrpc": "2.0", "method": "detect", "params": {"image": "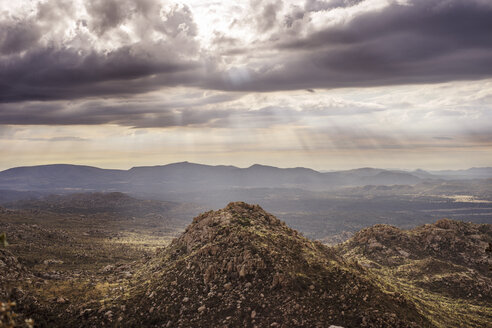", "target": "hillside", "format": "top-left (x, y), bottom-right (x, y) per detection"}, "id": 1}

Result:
top-left (99, 202), bottom-right (433, 328)
top-left (0, 164), bottom-right (125, 191)
top-left (1, 202), bottom-right (490, 327)
top-left (338, 220), bottom-right (492, 328)
top-left (5, 192), bottom-right (178, 216)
